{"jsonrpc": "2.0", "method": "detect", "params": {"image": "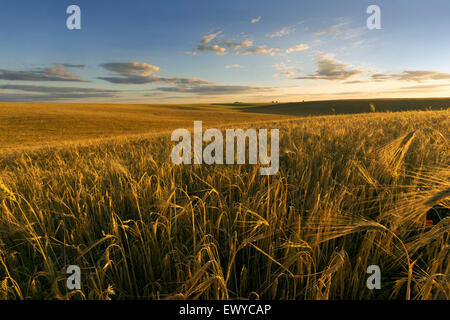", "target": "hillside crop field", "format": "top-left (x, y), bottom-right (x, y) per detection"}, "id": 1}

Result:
top-left (1, 98), bottom-right (449, 150)
top-left (0, 101), bottom-right (448, 300)
top-left (0, 102), bottom-right (291, 150)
